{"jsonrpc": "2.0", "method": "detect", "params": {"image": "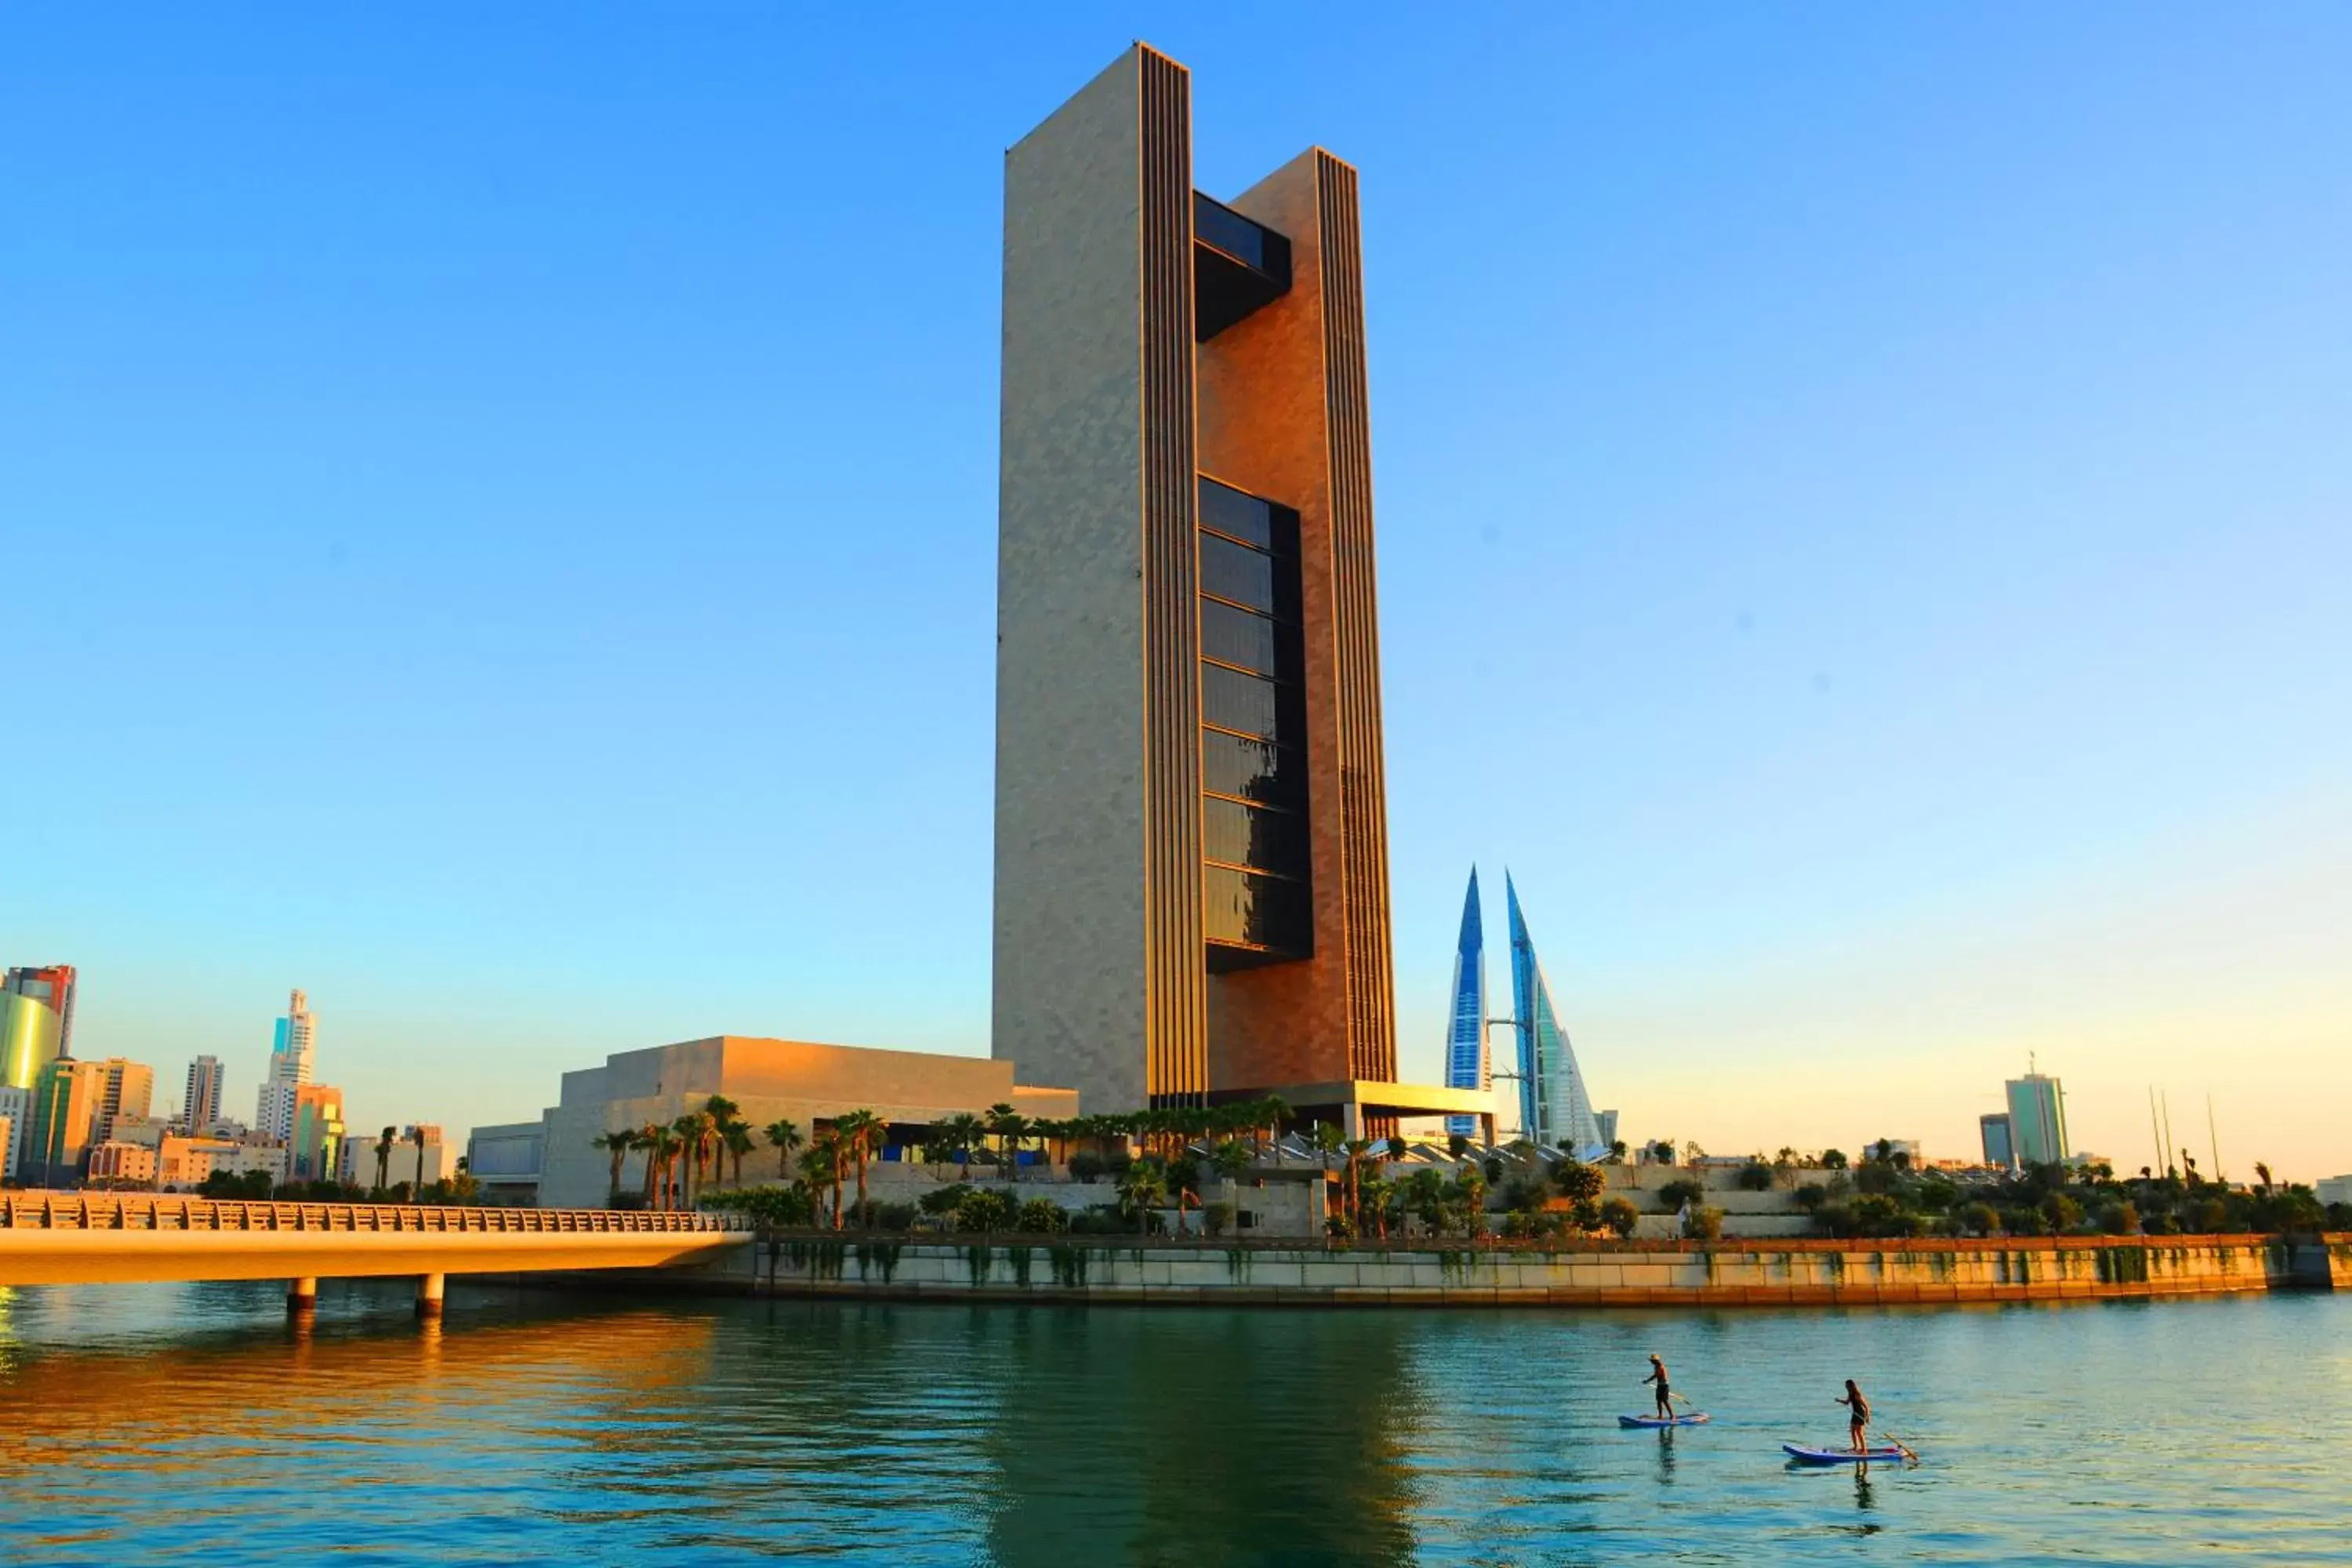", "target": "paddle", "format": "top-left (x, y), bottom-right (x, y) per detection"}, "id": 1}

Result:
top-left (1871, 1425), bottom-right (1918, 1463)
